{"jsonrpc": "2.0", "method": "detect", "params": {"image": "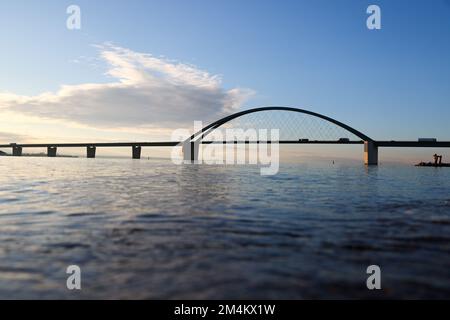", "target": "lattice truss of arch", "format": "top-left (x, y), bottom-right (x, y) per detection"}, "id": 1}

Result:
top-left (202, 110), bottom-right (360, 142)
